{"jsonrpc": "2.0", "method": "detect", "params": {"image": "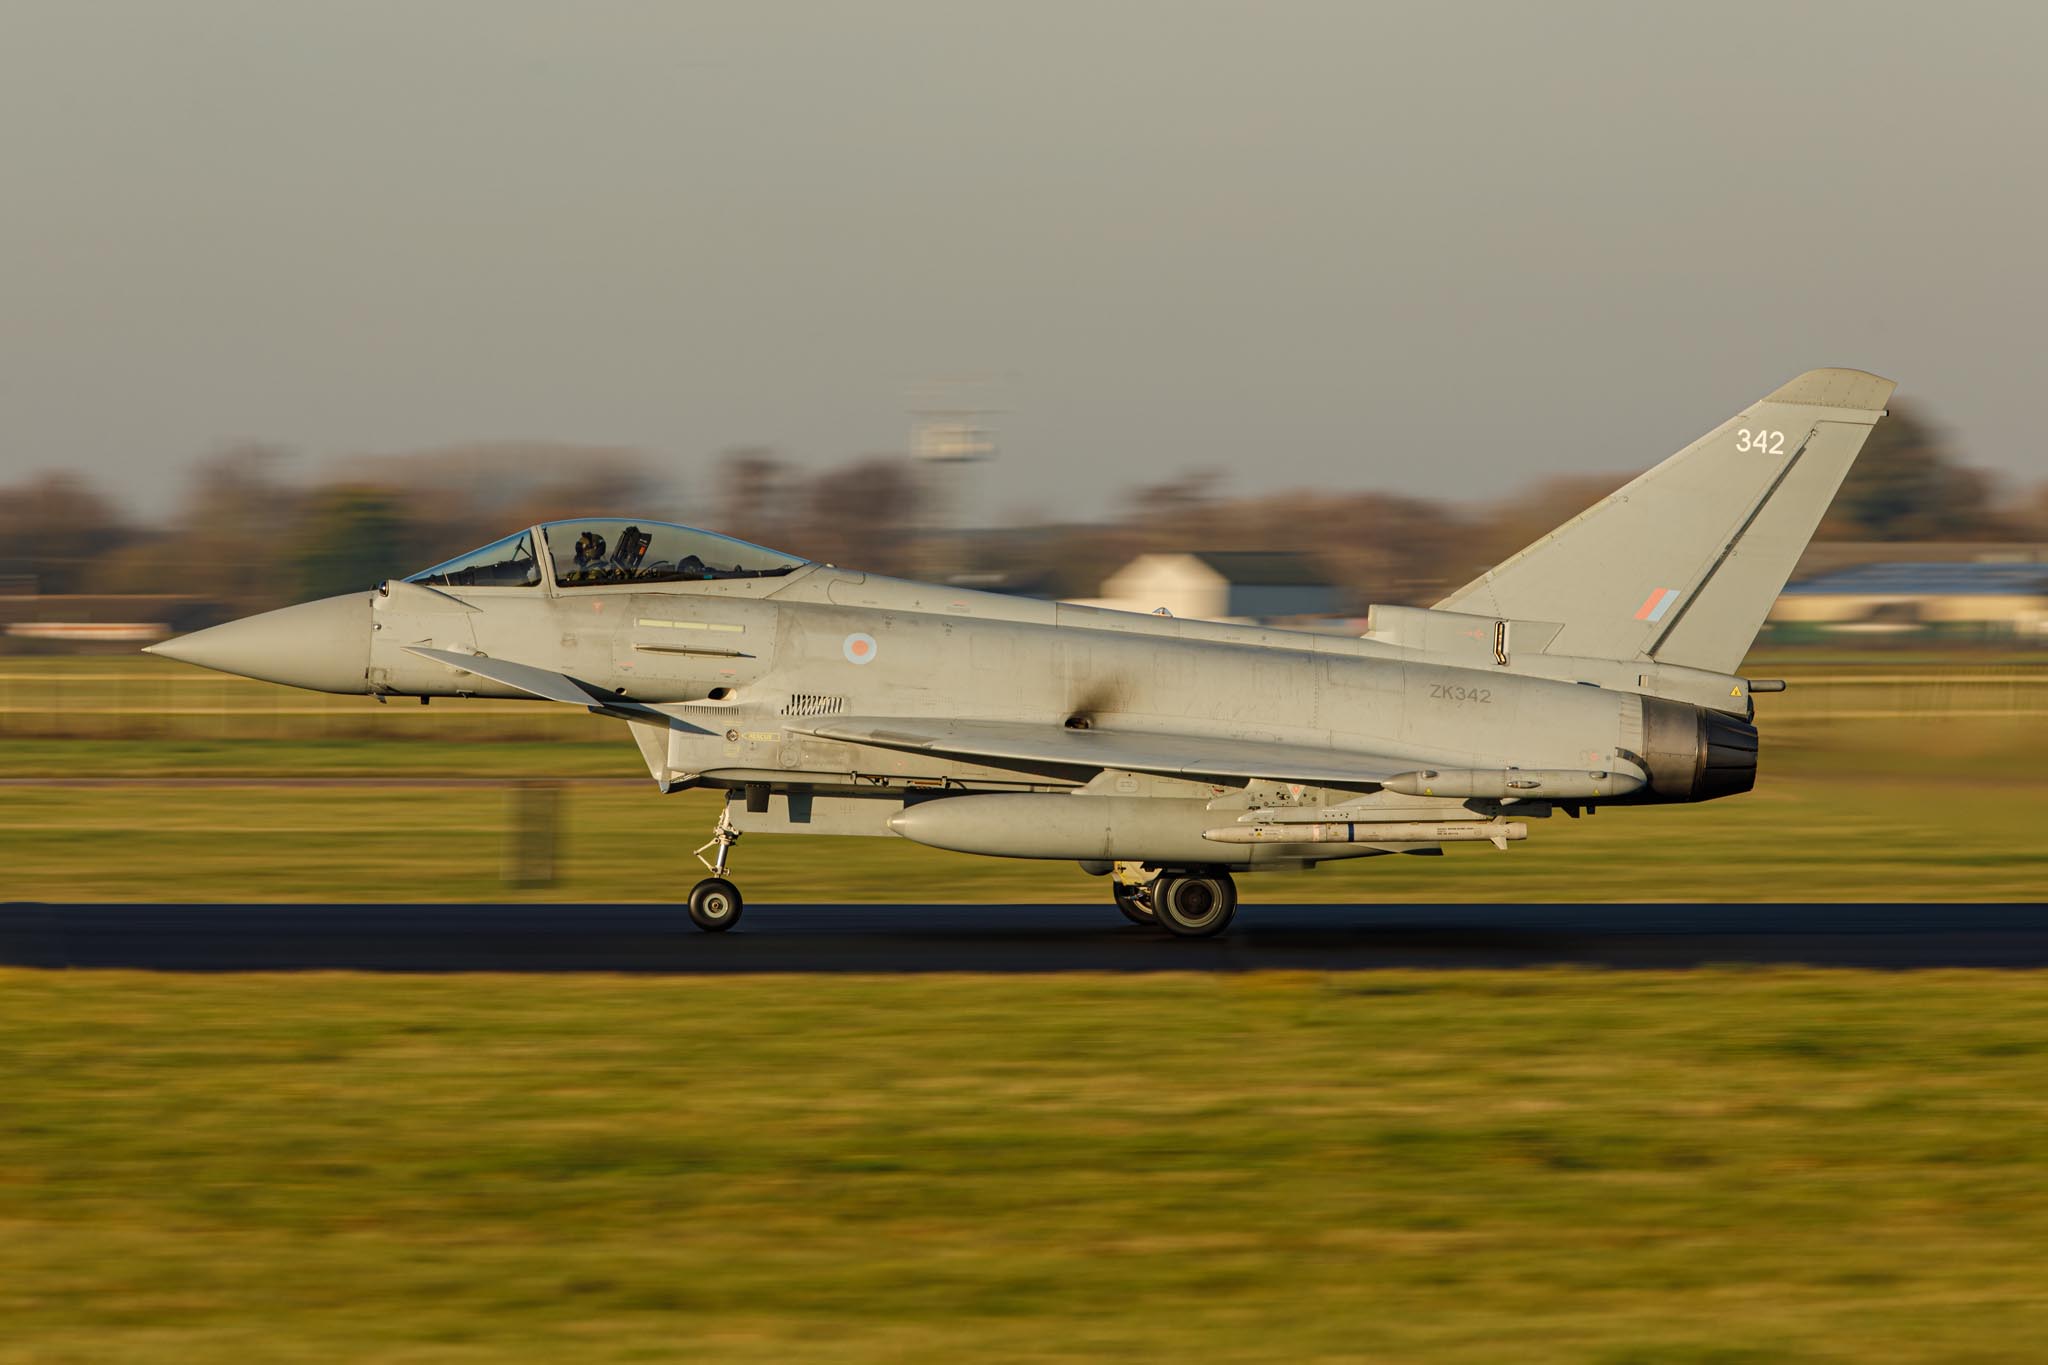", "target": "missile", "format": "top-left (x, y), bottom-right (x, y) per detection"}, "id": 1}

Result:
top-left (1235, 804), bottom-right (1476, 824)
top-left (1378, 768), bottom-right (1642, 799)
top-left (1204, 819), bottom-right (1527, 849)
